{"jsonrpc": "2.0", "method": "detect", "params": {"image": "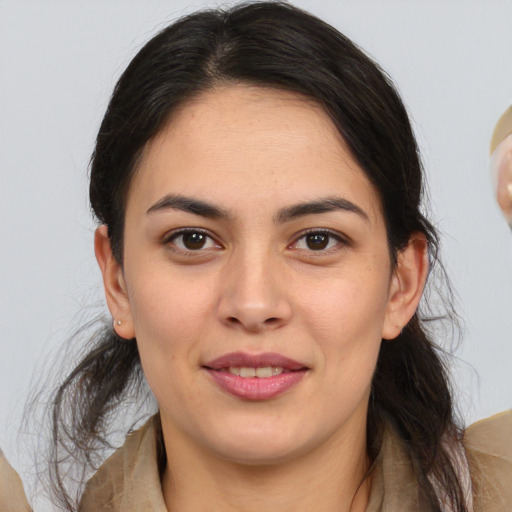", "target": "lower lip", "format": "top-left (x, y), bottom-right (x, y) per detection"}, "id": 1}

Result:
top-left (205, 369), bottom-right (307, 400)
